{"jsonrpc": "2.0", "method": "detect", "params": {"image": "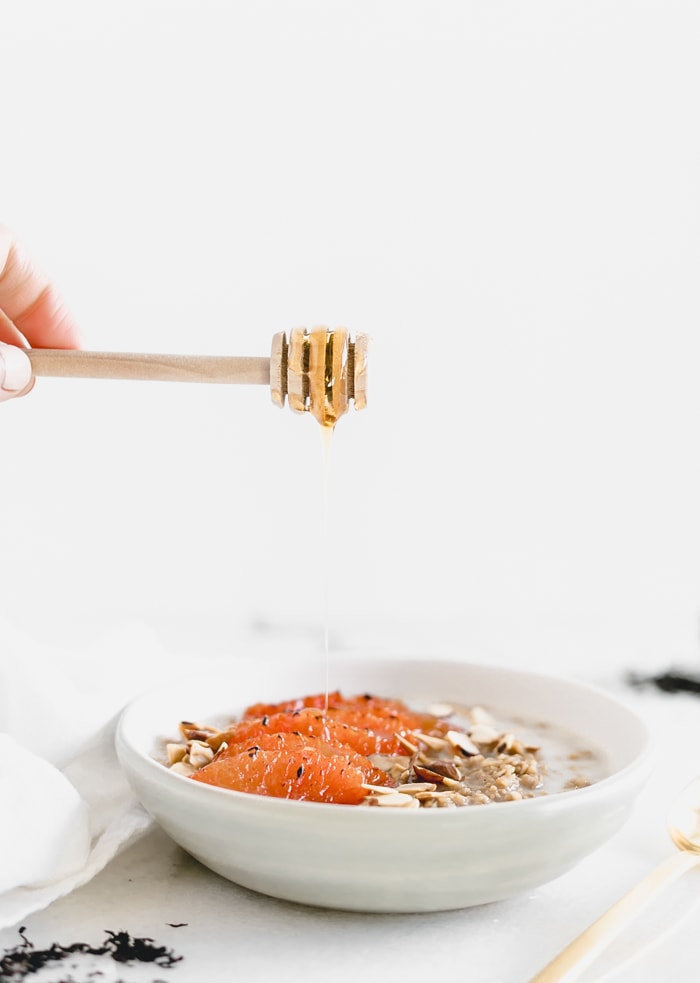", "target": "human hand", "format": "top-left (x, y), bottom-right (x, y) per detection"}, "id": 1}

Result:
top-left (0, 225), bottom-right (82, 402)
